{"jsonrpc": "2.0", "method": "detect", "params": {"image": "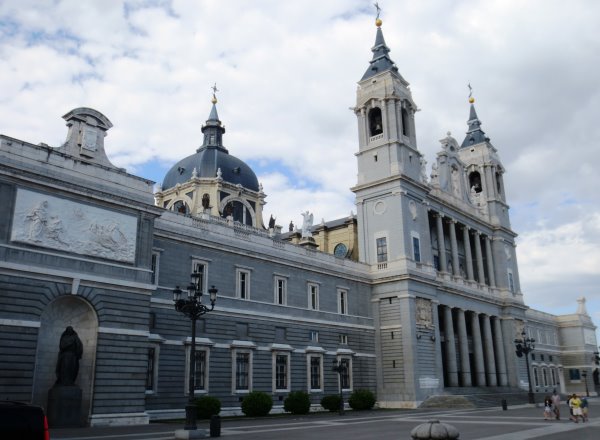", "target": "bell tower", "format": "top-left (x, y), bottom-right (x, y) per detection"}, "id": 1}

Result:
top-left (352, 12), bottom-right (429, 266)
